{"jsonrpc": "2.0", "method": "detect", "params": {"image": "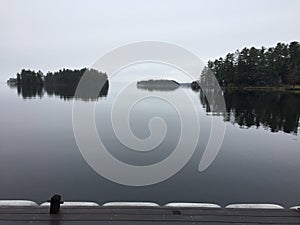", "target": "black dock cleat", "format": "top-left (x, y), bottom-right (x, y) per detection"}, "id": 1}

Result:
top-left (47, 194), bottom-right (64, 214)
